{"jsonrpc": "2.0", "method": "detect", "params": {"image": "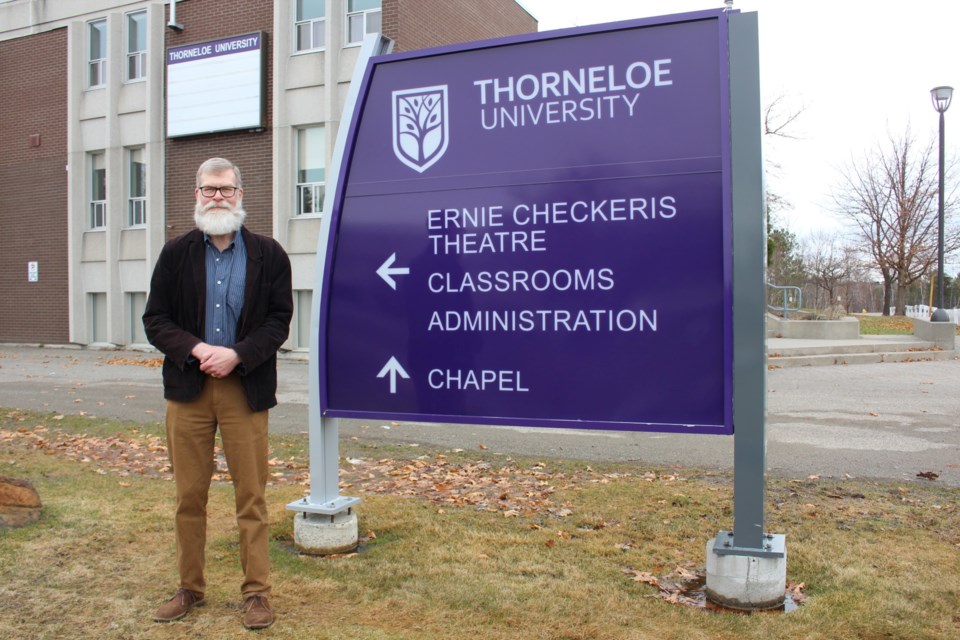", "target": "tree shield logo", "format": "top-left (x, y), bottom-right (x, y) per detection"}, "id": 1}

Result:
top-left (392, 85), bottom-right (449, 173)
